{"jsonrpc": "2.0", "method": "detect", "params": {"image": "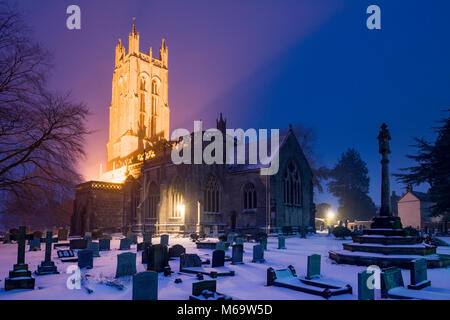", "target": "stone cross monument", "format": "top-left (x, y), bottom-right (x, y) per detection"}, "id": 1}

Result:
top-left (371, 123), bottom-right (402, 230)
top-left (378, 123), bottom-right (392, 216)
